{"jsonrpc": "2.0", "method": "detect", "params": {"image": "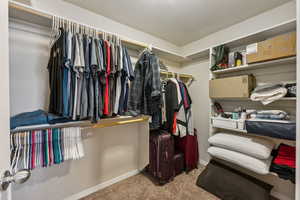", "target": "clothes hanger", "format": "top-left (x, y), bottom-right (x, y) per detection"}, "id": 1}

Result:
top-left (50, 16), bottom-right (62, 49)
top-left (138, 44), bottom-right (152, 58)
top-left (49, 15), bottom-right (55, 48)
top-left (49, 16), bottom-right (60, 49)
top-left (71, 21), bottom-right (73, 34)
top-left (67, 20), bottom-right (70, 32)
